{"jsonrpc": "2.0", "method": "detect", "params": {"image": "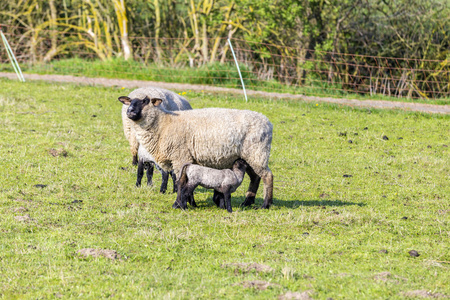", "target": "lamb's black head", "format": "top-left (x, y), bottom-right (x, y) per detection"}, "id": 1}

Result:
top-left (118, 96), bottom-right (163, 121)
top-left (234, 159), bottom-right (248, 171)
